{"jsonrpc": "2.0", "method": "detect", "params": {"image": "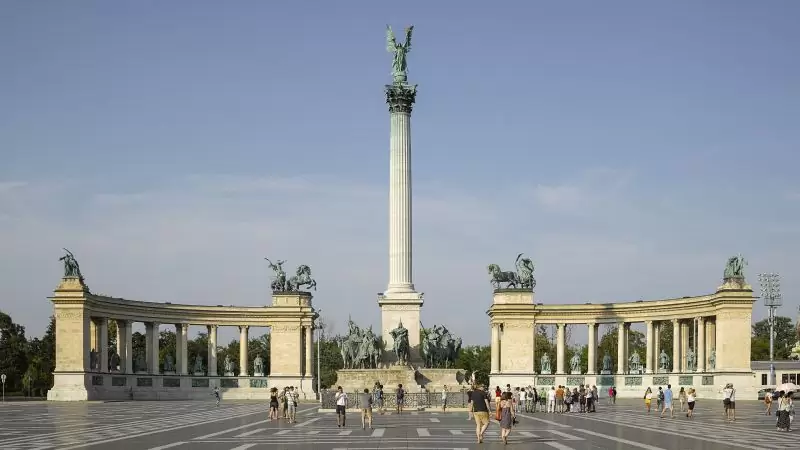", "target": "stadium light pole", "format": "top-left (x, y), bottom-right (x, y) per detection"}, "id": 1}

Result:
top-left (759, 273), bottom-right (782, 385)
